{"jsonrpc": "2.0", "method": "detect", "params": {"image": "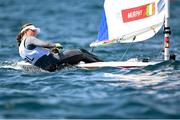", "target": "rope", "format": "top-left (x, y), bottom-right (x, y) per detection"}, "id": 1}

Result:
top-left (120, 36), bottom-right (136, 61)
top-left (91, 47), bottom-right (94, 52)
